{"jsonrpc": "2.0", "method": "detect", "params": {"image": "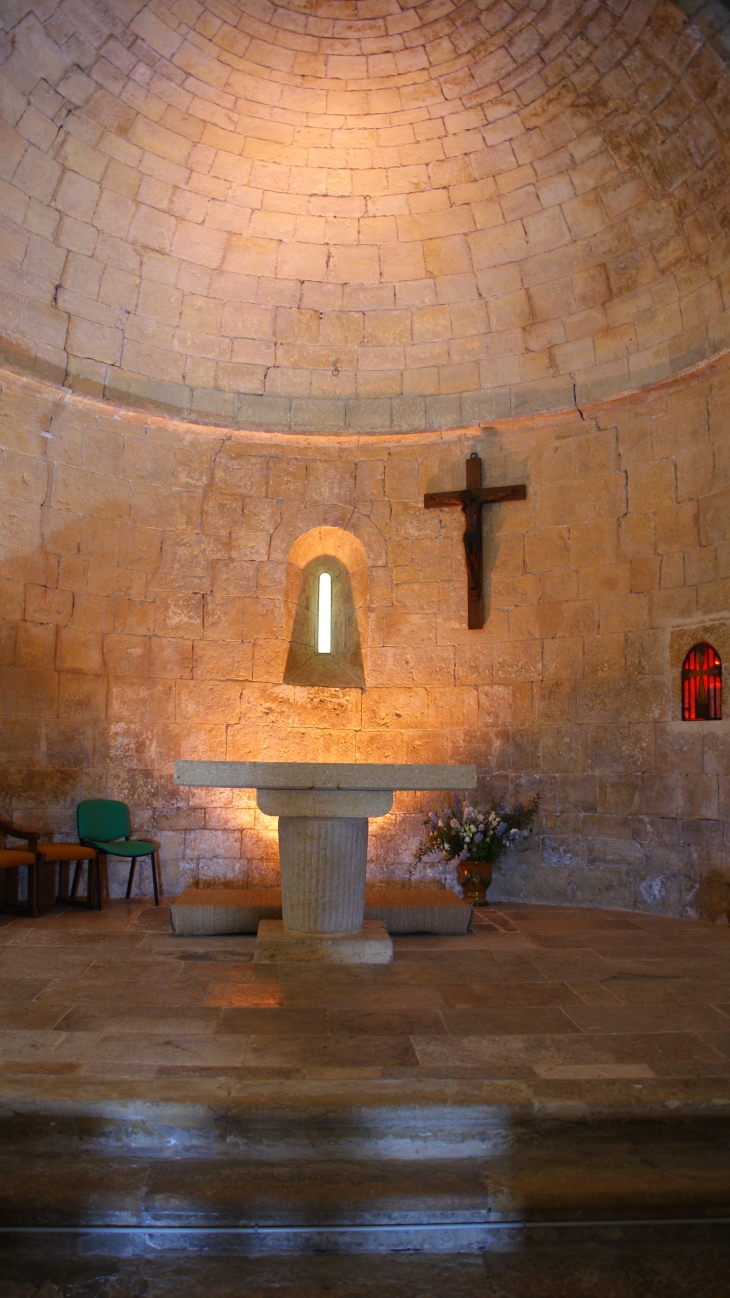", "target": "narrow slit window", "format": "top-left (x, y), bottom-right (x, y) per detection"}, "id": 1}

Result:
top-left (317, 571), bottom-right (332, 654)
top-left (682, 642), bottom-right (722, 720)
